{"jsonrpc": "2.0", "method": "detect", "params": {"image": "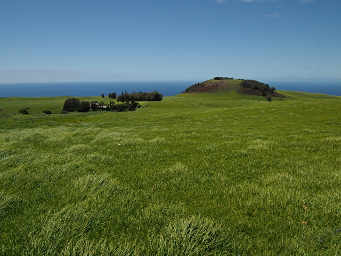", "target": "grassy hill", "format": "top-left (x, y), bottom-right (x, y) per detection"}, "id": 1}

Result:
top-left (185, 78), bottom-right (243, 93)
top-left (1, 90), bottom-right (341, 255)
top-left (185, 78), bottom-right (284, 98)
